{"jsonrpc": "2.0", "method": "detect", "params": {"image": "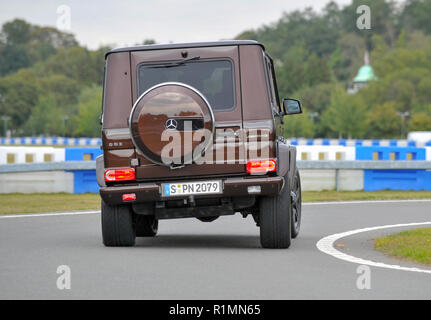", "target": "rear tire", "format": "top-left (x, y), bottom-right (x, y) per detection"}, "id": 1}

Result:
top-left (259, 174), bottom-right (292, 249)
top-left (101, 200), bottom-right (136, 247)
top-left (291, 167), bottom-right (302, 239)
top-left (136, 215), bottom-right (158, 237)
